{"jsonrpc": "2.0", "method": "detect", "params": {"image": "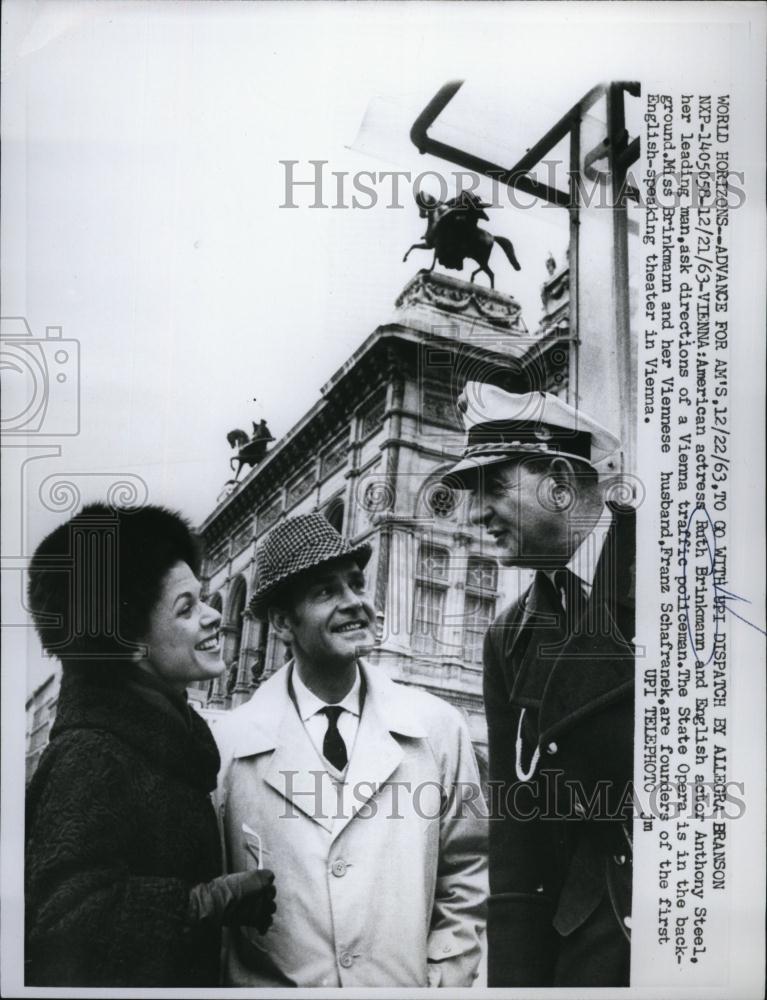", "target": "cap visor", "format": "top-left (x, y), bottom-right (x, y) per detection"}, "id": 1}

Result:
top-left (439, 454), bottom-right (515, 490)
